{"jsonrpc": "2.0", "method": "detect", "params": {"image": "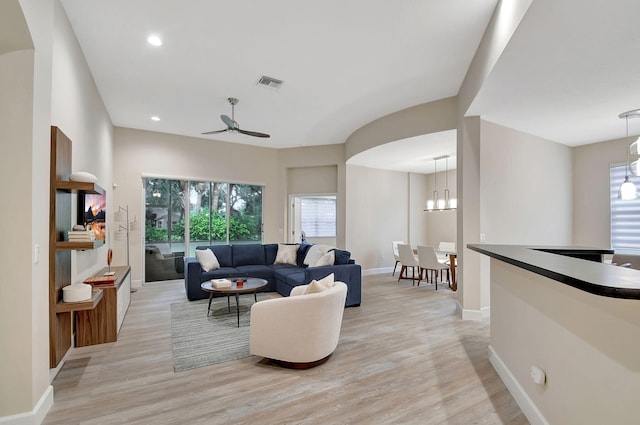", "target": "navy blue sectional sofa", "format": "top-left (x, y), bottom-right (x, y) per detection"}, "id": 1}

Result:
top-left (184, 243), bottom-right (362, 307)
